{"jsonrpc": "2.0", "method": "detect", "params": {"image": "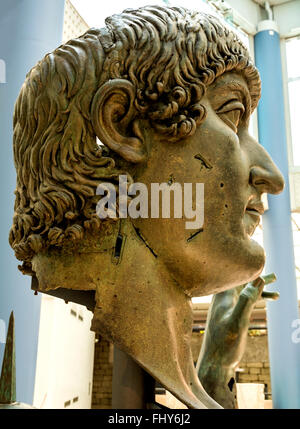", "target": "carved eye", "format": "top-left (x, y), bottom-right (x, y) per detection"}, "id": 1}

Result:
top-left (216, 100), bottom-right (245, 133)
